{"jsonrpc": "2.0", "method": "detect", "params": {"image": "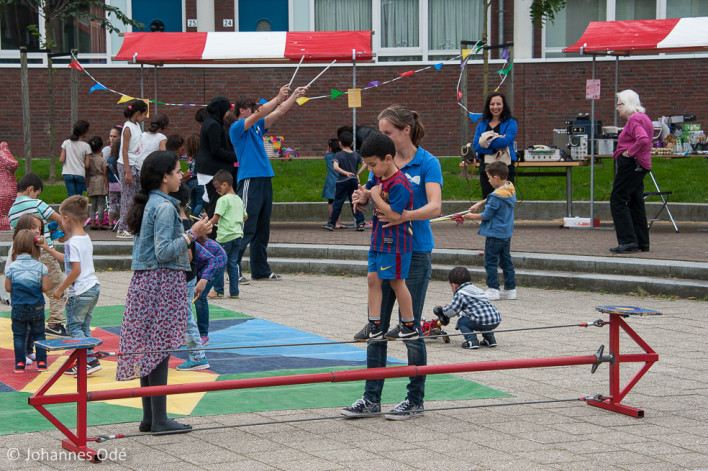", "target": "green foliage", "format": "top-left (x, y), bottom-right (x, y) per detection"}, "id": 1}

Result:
top-left (12, 156), bottom-right (708, 204)
top-left (530, 0), bottom-right (567, 27)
